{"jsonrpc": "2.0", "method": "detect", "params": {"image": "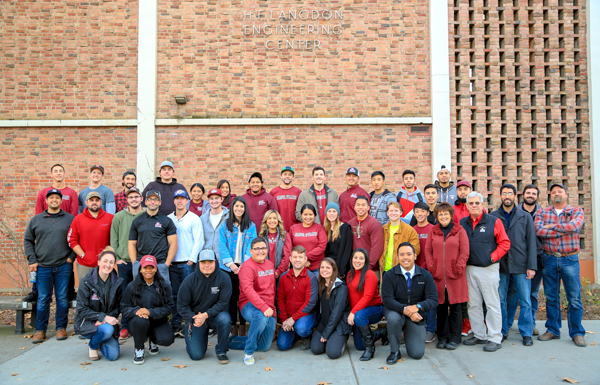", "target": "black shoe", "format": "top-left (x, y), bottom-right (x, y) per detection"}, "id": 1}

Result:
top-left (436, 340), bottom-right (447, 349)
top-left (523, 336), bottom-right (533, 346)
top-left (299, 337), bottom-right (311, 351)
top-left (149, 341), bottom-right (159, 355)
top-left (174, 328), bottom-right (185, 338)
top-left (463, 336), bottom-right (487, 346)
top-left (22, 291), bottom-right (38, 302)
top-left (446, 342), bottom-right (459, 350)
top-left (208, 329), bottom-right (217, 338)
top-left (358, 325), bottom-right (375, 361)
top-left (217, 353), bottom-right (229, 364)
top-left (386, 351), bottom-right (401, 365)
top-left (133, 348), bottom-right (145, 365)
top-left (372, 328), bottom-right (389, 346)
top-left (501, 335), bottom-right (507, 342)
top-left (483, 341), bottom-right (502, 352)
